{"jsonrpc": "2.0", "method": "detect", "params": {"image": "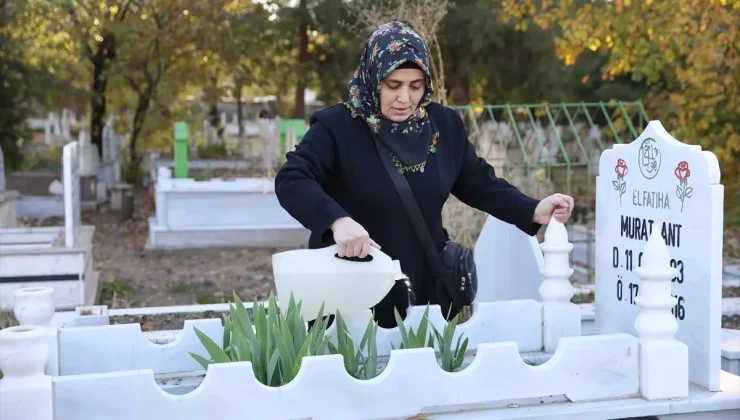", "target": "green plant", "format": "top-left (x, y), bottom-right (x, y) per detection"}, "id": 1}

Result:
top-left (392, 305), bottom-right (469, 373)
top-left (430, 314), bottom-right (469, 373)
top-left (392, 305), bottom-right (434, 350)
top-left (327, 309), bottom-right (379, 380)
top-left (190, 291), bottom-right (331, 387)
top-left (197, 143), bottom-right (230, 158)
top-left (193, 169), bottom-right (213, 181)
